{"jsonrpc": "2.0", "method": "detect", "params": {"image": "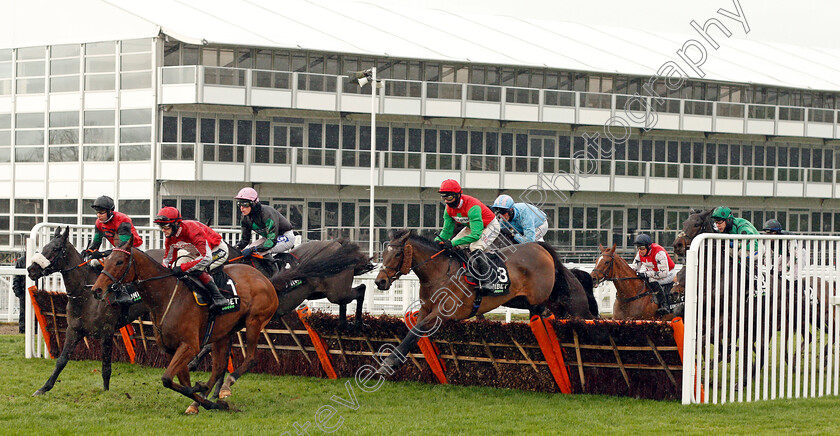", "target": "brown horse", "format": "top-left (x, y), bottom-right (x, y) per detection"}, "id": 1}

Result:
top-left (91, 237), bottom-right (278, 413)
top-left (590, 243), bottom-right (682, 321)
top-left (26, 226), bottom-right (163, 395)
top-left (673, 208), bottom-right (714, 257)
top-left (373, 229), bottom-right (596, 372)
